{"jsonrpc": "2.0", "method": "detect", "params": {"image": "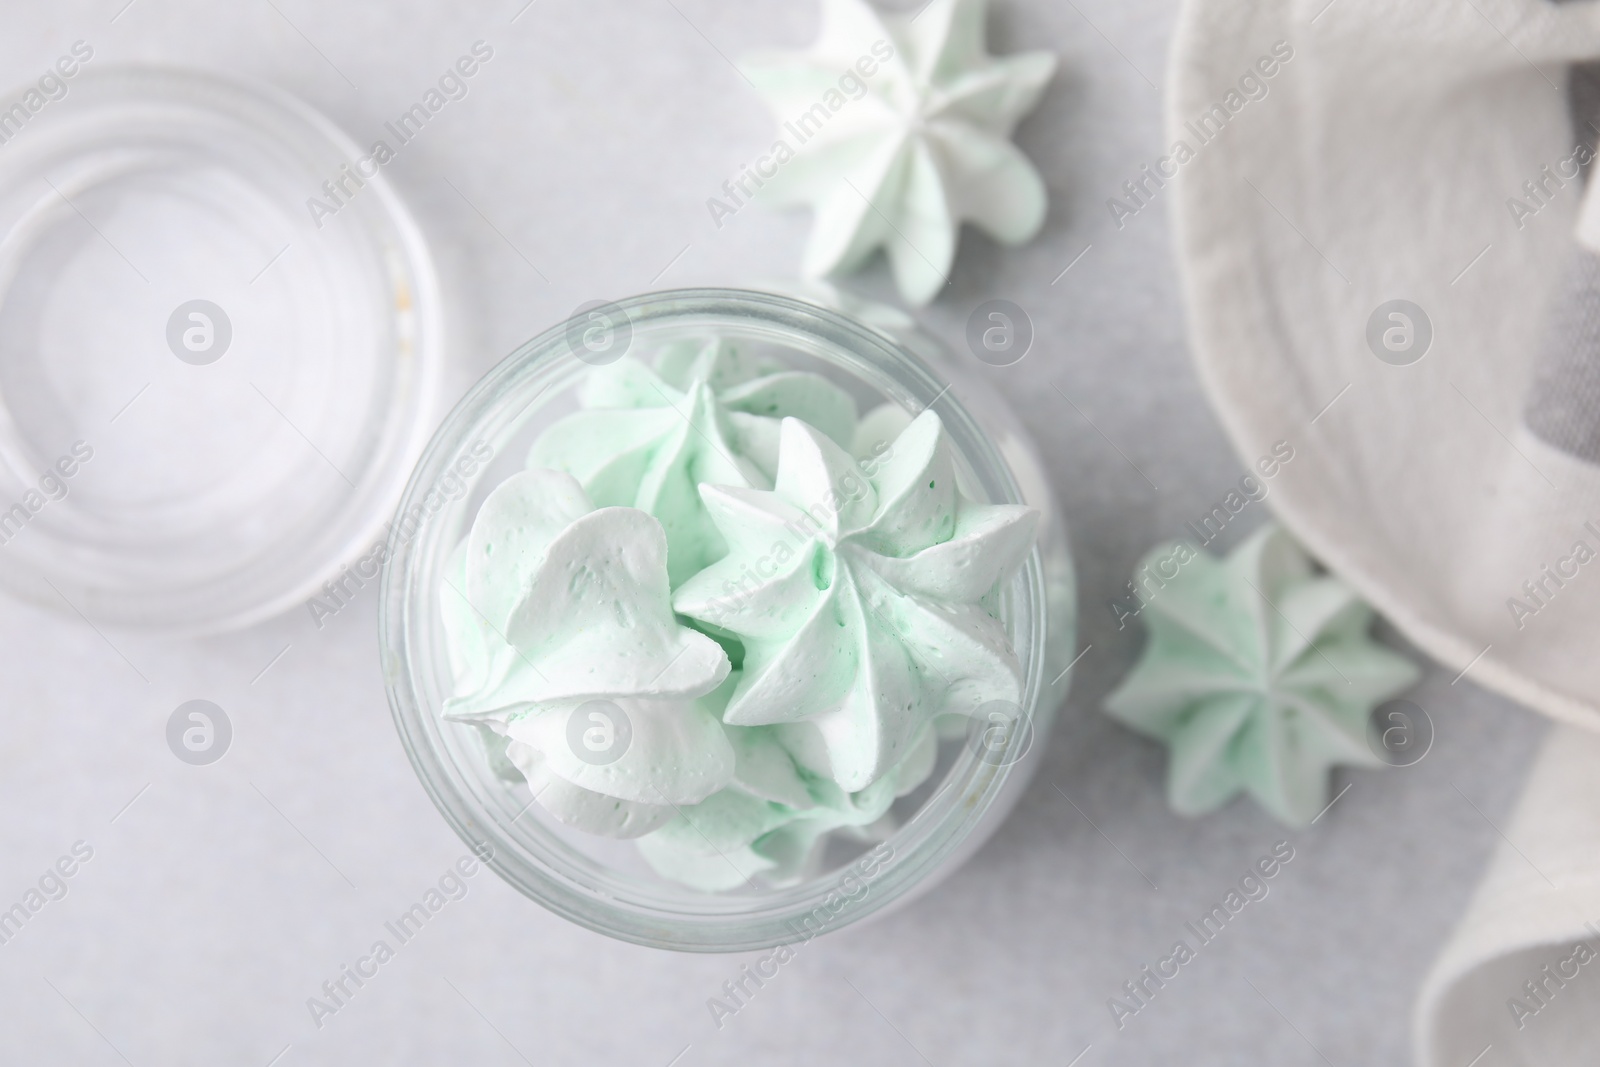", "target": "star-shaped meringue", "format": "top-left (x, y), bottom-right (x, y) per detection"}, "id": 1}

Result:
top-left (528, 338), bottom-right (857, 586)
top-left (741, 0), bottom-right (1056, 304)
top-left (673, 410), bottom-right (1038, 792)
top-left (440, 469), bottom-right (735, 836)
top-left (1103, 524), bottom-right (1420, 826)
